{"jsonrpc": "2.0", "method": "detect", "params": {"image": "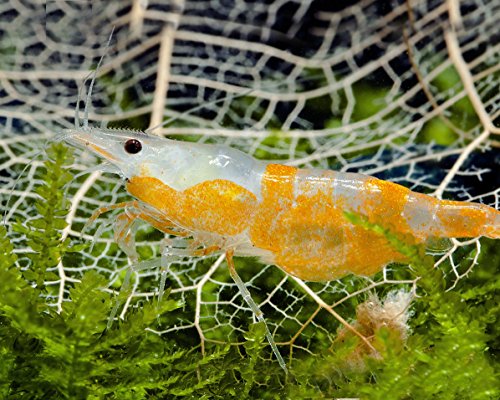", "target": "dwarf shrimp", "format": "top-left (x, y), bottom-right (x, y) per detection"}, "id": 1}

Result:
top-left (59, 125), bottom-right (500, 370)
top-left (57, 33), bottom-right (500, 373)
top-left (63, 129), bottom-right (500, 282)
